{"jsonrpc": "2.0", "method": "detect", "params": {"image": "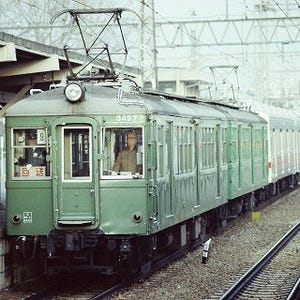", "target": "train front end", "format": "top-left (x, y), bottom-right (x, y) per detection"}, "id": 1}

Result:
top-left (5, 83), bottom-right (151, 274)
